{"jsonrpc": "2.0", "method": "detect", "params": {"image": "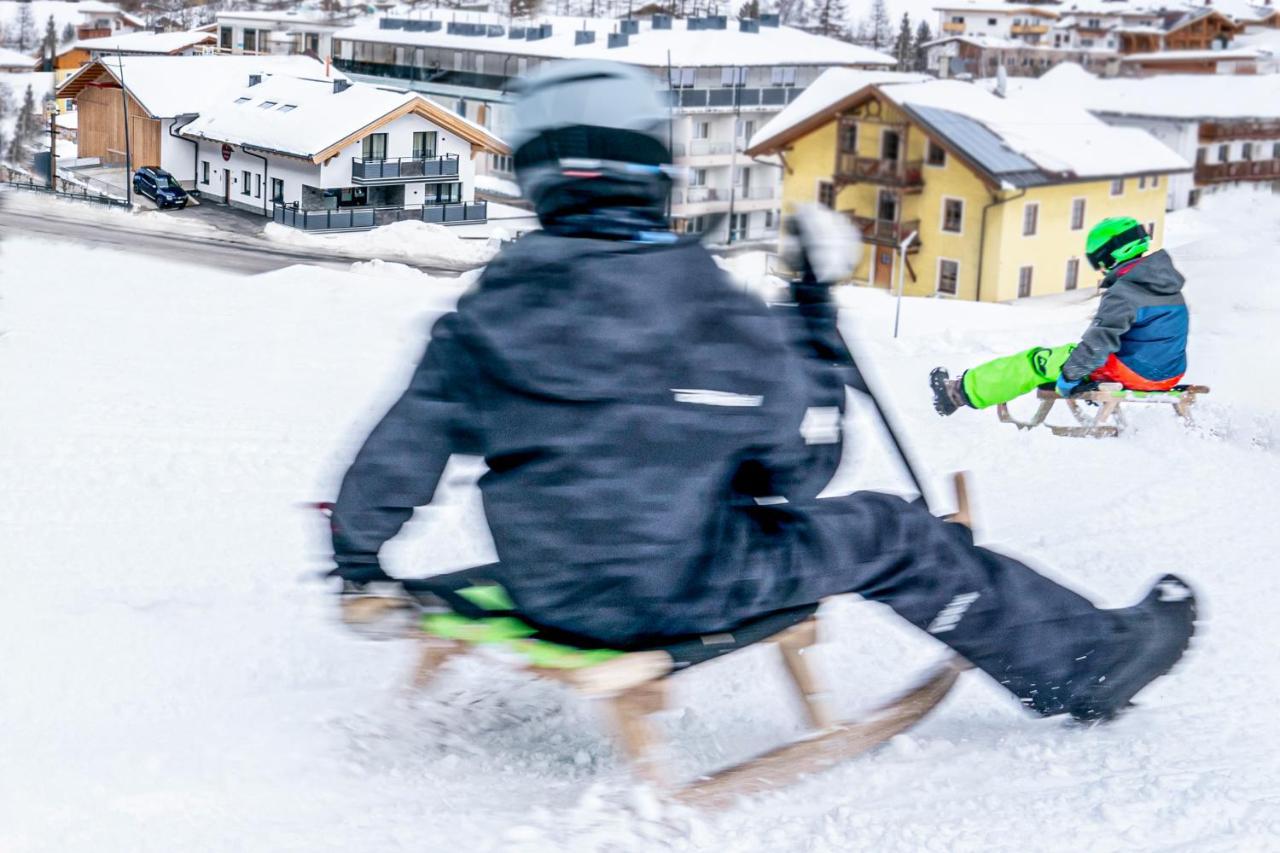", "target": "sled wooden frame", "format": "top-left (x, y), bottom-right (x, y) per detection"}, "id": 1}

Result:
top-left (394, 474), bottom-right (976, 809)
top-left (996, 382), bottom-right (1210, 438)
